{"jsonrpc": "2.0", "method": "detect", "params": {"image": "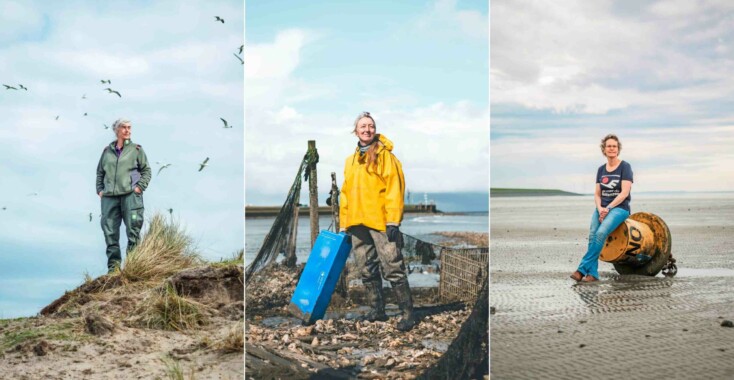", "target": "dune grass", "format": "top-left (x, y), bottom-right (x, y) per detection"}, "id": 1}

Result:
top-left (161, 355), bottom-right (196, 380)
top-left (212, 249), bottom-right (244, 268)
top-left (0, 320), bottom-right (86, 351)
top-left (217, 321), bottom-right (244, 353)
top-left (138, 284), bottom-right (208, 331)
top-left (120, 213), bottom-right (202, 283)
